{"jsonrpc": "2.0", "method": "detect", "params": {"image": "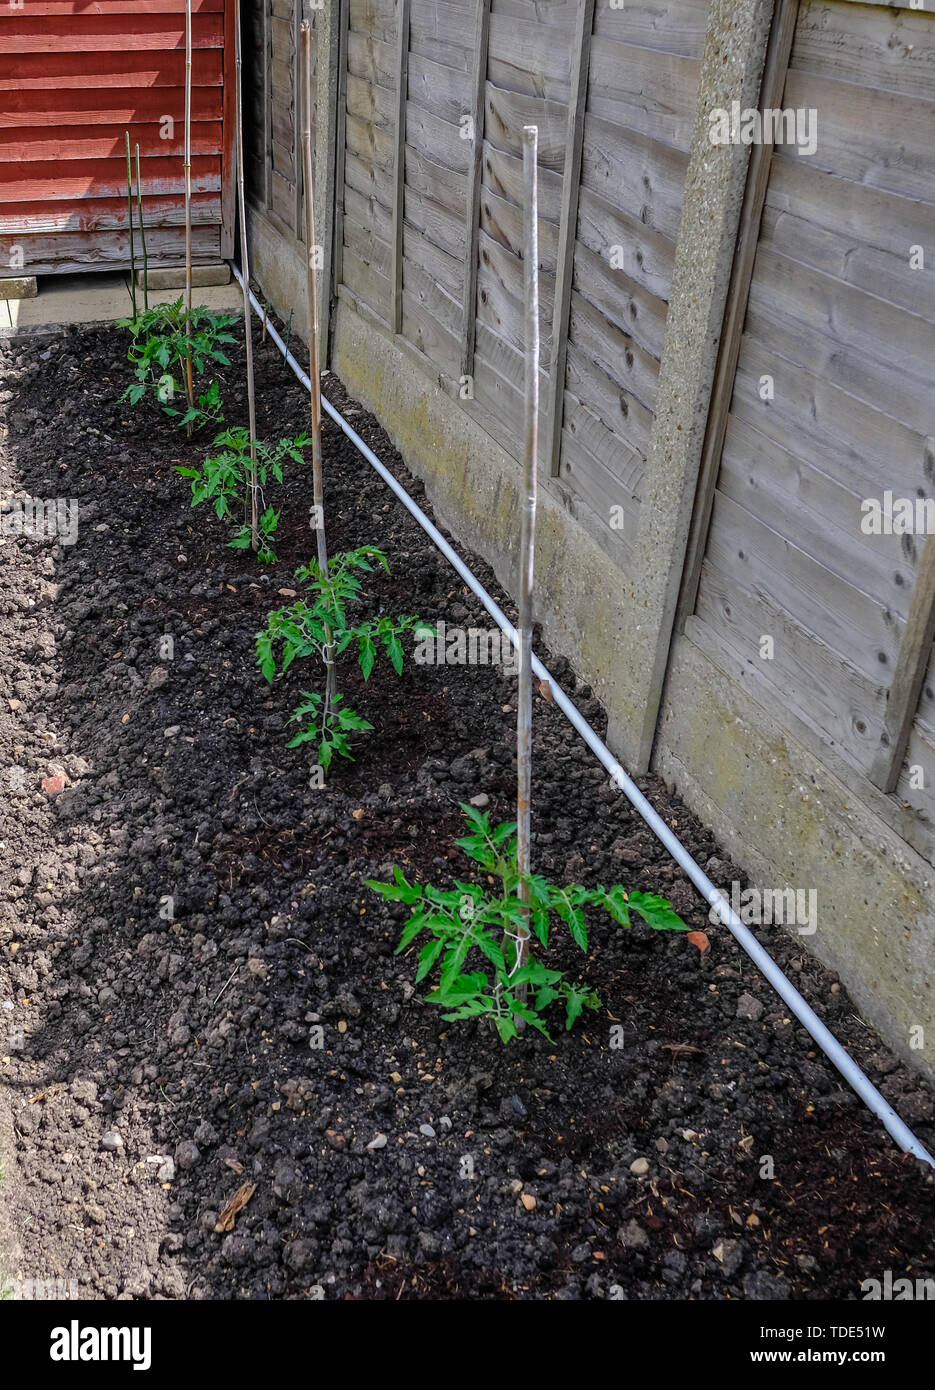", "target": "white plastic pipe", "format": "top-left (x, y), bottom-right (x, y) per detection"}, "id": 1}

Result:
top-left (231, 262), bottom-right (935, 1168)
